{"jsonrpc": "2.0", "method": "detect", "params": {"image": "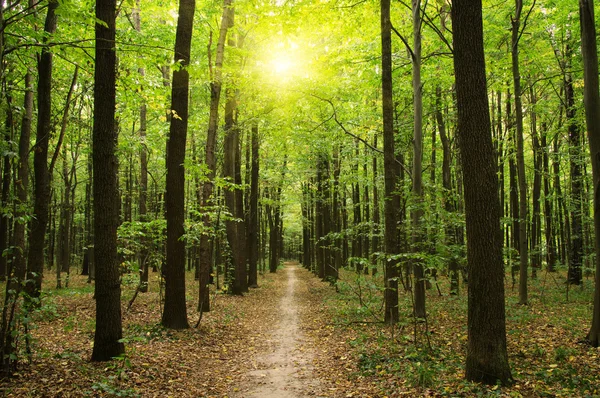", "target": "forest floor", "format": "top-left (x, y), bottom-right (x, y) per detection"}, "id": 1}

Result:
top-left (2, 262), bottom-right (600, 397)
